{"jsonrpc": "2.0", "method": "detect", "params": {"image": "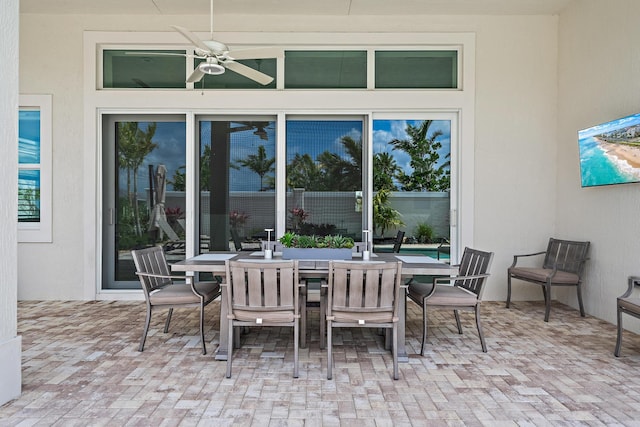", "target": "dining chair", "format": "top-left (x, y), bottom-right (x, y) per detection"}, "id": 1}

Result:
top-left (224, 259), bottom-right (303, 378)
top-left (326, 260), bottom-right (403, 380)
top-left (131, 246), bottom-right (221, 355)
top-left (407, 247), bottom-right (494, 354)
